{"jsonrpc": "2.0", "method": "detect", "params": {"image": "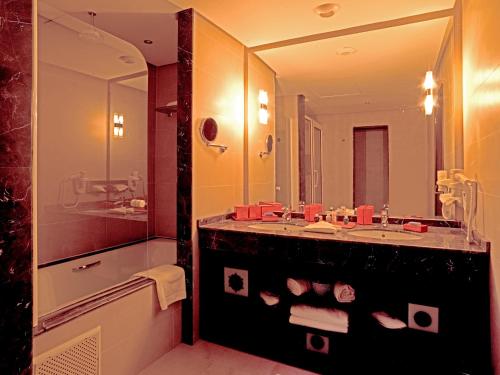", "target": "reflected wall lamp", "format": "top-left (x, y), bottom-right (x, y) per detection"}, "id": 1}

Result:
top-left (113, 113), bottom-right (124, 138)
top-left (258, 89), bottom-right (269, 125)
top-left (424, 71), bottom-right (435, 116)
